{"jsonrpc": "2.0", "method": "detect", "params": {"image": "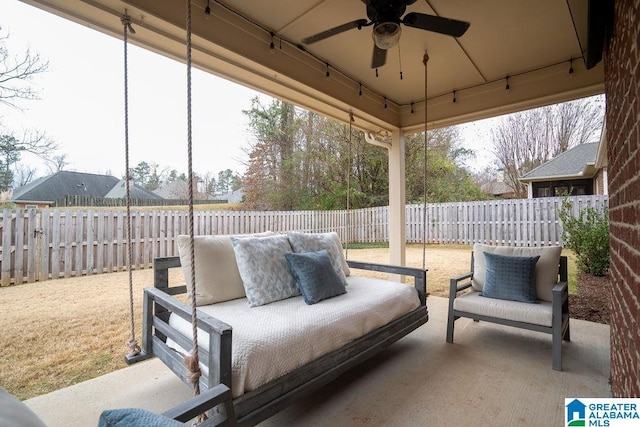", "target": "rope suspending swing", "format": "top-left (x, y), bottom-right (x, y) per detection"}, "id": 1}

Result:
top-left (345, 110), bottom-right (354, 259)
top-left (119, 3), bottom-right (207, 423)
top-left (422, 52), bottom-right (429, 271)
top-left (121, 12), bottom-right (141, 361)
top-left (182, 0), bottom-right (205, 406)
